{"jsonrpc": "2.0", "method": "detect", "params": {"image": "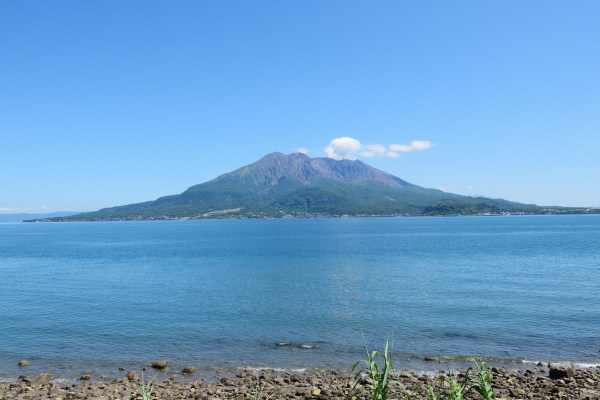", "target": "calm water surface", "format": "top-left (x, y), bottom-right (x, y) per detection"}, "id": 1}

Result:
top-left (0, 215), bottom-right (599, 379)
